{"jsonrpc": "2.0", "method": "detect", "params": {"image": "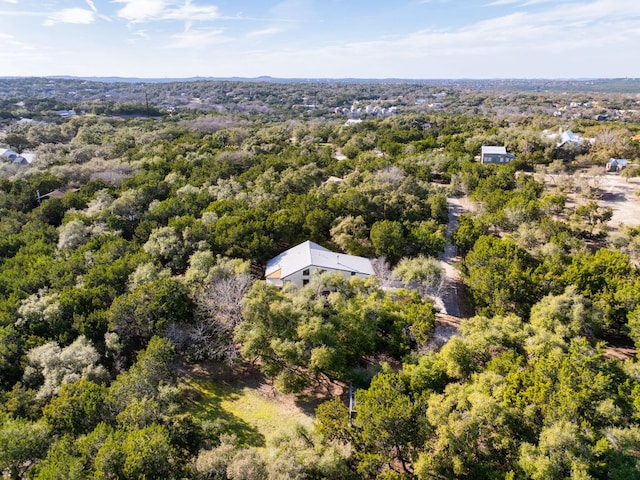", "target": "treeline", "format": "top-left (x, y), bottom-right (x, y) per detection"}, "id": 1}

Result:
top-left (0, 104), bottom-right (639, 478)
top-left (0, 111), bottom-right (459, 478)
top-left (4, 77), bottom-right (640, 125)
top-left (316, 159), bottom-right (640, 478)
top-left (319, 313), bottom-right (640, 479)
